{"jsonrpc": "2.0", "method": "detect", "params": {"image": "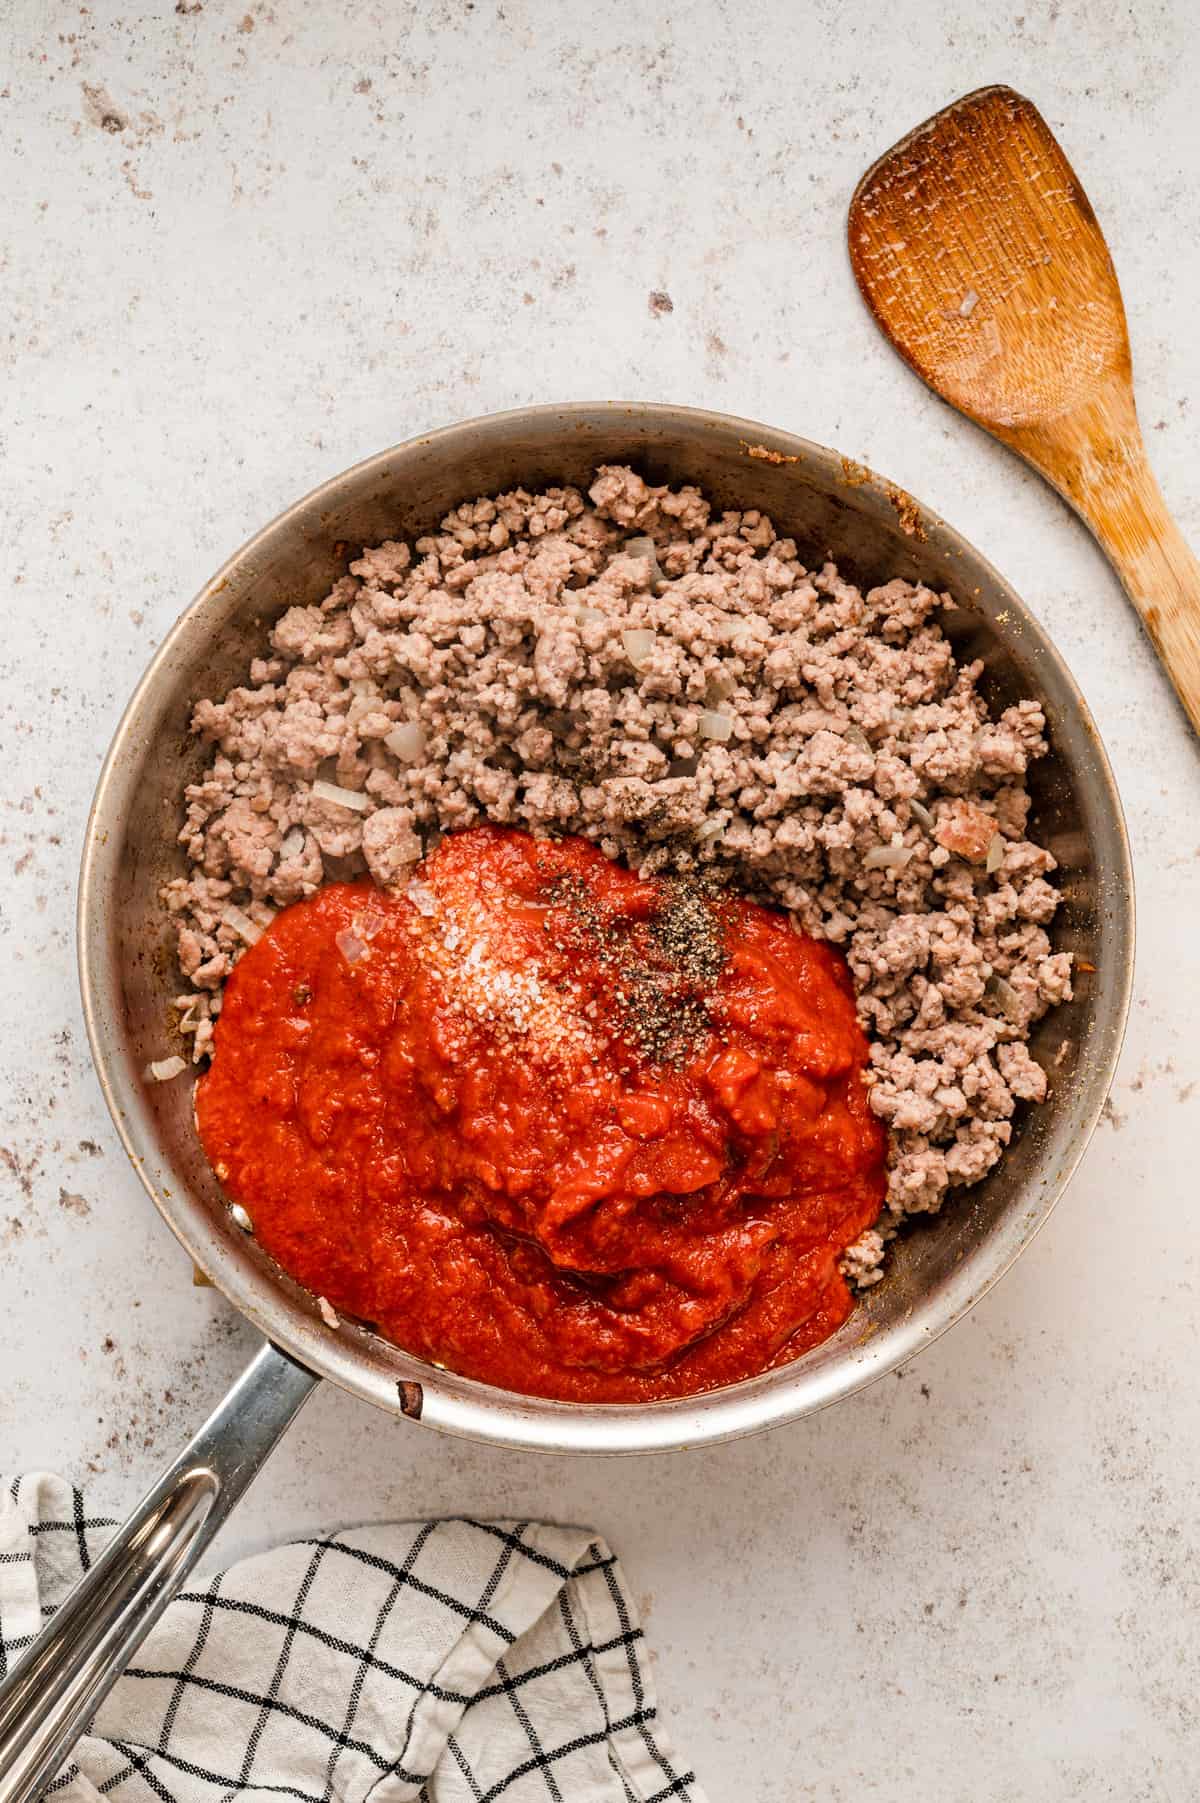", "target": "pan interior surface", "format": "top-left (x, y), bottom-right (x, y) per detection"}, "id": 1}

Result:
top-left (77, 402), bottom-right (1133, 1453)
